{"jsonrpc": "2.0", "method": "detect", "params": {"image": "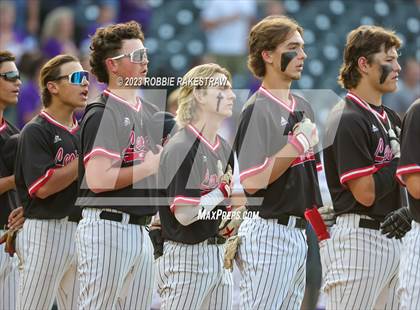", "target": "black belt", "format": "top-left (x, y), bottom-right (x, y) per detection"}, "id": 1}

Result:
top-left (277, 215), bottom-right (307, 229)
top-left (99, 211), bottom-right (151, 226)
top-left (207, 235), bottom-right (226, 245)
top-left (359, 218), bottom-right (381, 230)
top-left (68, 217), bottom-right (79, 223)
